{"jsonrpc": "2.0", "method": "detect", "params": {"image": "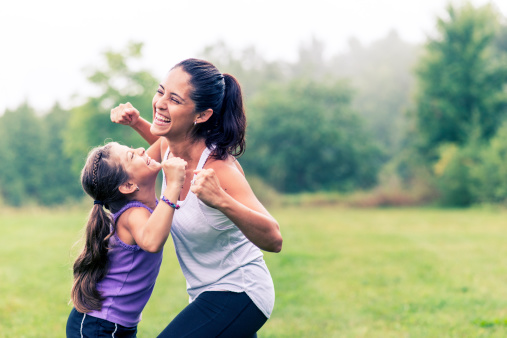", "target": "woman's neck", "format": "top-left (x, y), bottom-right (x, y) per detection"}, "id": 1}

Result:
top-left (165, 137), bottom-right (207, 166)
